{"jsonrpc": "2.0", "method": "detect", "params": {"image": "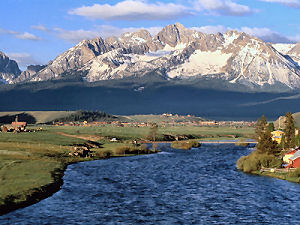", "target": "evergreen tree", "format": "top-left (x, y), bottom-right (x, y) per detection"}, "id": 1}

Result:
top-left (267, 122), bottom-right (275, 132)
top-left (284, 112), bottom-right (295, 149)
top-left (295, 134), bottom-right (300, 147)
top-left (255, 115), bottom-right (267, 140)
top-left (256, 129), bottom-right (280, 156)
top-left (280, 134), bottom-right (285, 149)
